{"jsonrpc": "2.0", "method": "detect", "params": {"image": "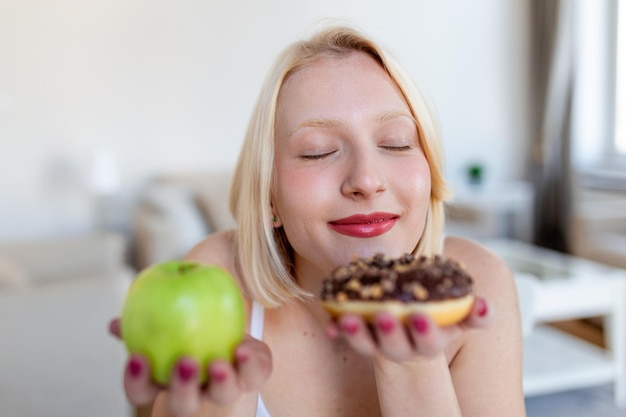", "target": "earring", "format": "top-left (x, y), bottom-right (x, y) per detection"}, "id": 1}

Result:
top-left (272, 215), bottom-right (277, 223)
